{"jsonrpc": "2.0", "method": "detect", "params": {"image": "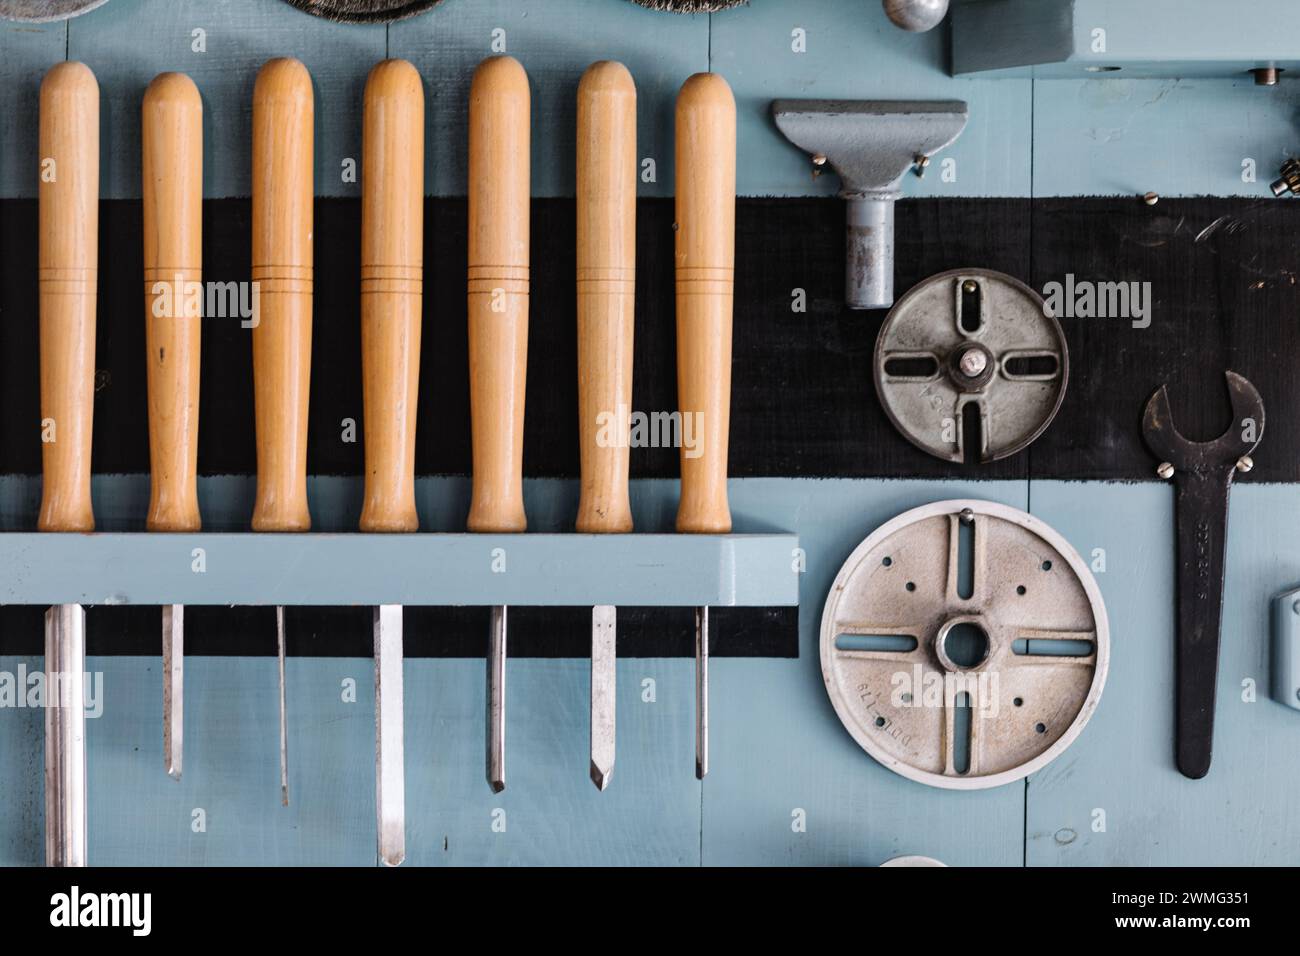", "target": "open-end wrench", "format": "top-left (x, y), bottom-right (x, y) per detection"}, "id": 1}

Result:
top-left (1142, 371), bottom-right (1264, 779)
